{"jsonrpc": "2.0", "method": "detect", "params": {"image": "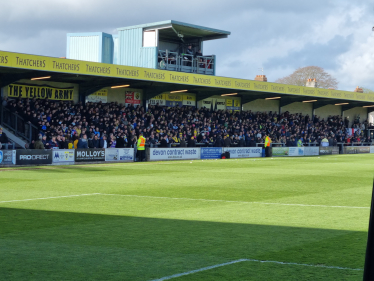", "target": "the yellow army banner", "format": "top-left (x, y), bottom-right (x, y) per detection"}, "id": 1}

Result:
top-left (7, 84), bottom-right (74, 101)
